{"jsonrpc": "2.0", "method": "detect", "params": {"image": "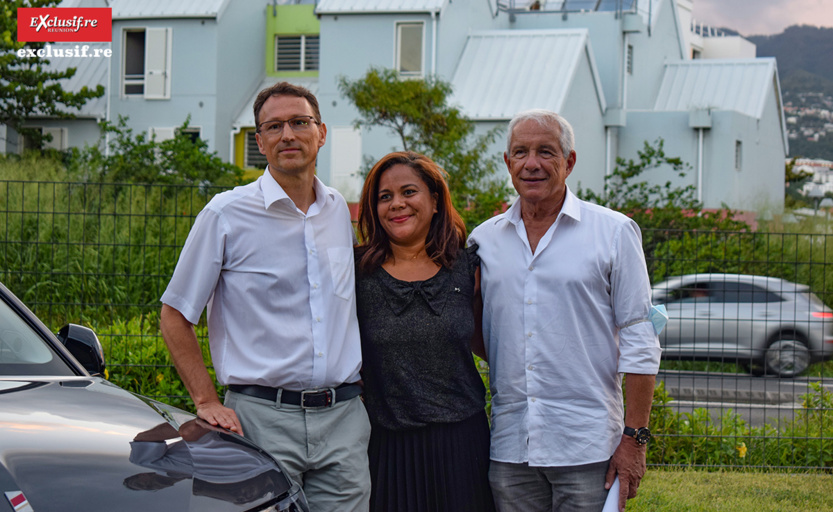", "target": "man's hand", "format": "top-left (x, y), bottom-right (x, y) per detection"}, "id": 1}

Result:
top-left (605, 435), bottom-right (646, 512)
top-left (195, 401), bottom-right (244, 436)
